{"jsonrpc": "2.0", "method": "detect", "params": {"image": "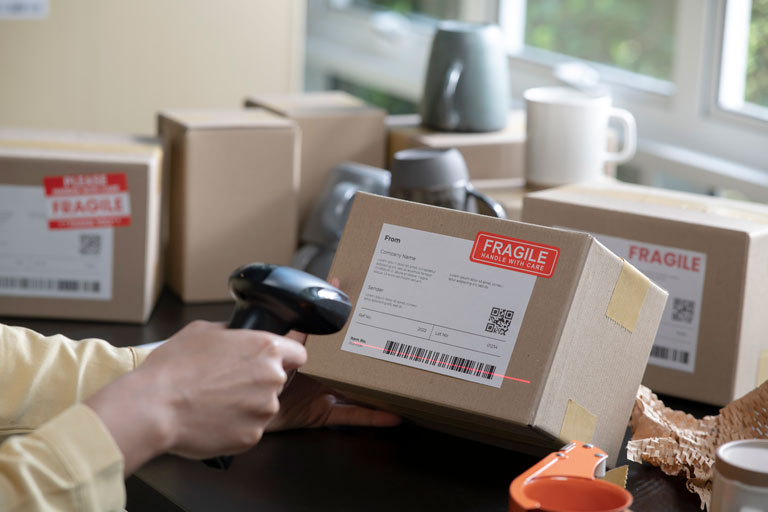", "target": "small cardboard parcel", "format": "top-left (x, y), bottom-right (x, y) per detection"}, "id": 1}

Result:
top-left (302, 193), bottom-right (667, 465)
top-left (0, 129), bottom-right (164, 323)
top-left (523, 181), bottom-right (768, 406)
